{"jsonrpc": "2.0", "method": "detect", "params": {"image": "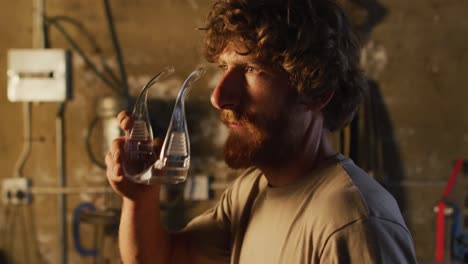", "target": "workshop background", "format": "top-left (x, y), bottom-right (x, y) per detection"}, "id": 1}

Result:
top-left (0, 0), bottom-right (467, 263)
